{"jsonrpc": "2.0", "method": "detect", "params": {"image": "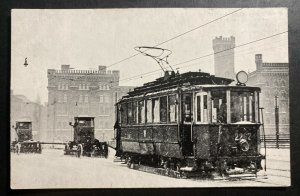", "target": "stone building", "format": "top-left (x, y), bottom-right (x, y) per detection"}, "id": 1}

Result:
top-left (213, 36), bottom-right (235, 80)
top-left (47, 65), bottom-right (133, 142)
top-left (10, 90), bottom-right (46, 142)
top-left (248, 54), bottom-right (289, 135)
